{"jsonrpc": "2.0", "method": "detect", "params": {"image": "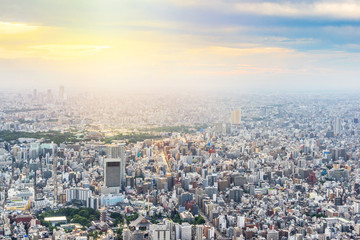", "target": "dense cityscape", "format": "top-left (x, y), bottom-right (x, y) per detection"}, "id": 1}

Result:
top-left (1, 0), bottom-right (360, 239)
top-left (0, 88), bottom-right (360, 239)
